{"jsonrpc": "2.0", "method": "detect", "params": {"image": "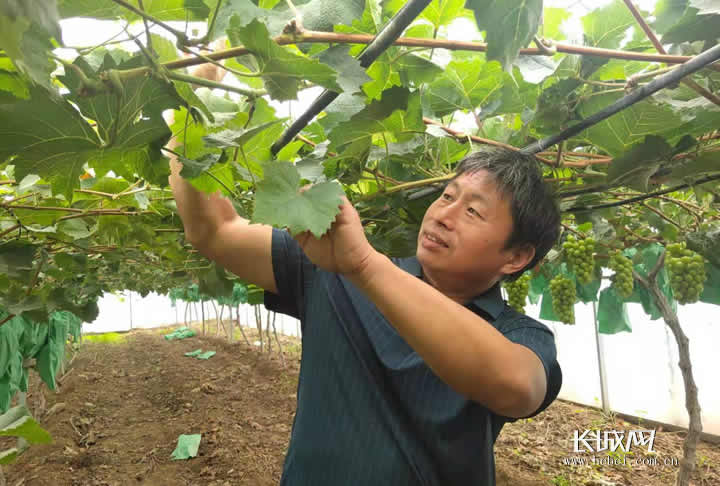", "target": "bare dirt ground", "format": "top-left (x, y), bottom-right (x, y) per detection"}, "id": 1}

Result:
top-left (3, 324), bottom-right (719, 486)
